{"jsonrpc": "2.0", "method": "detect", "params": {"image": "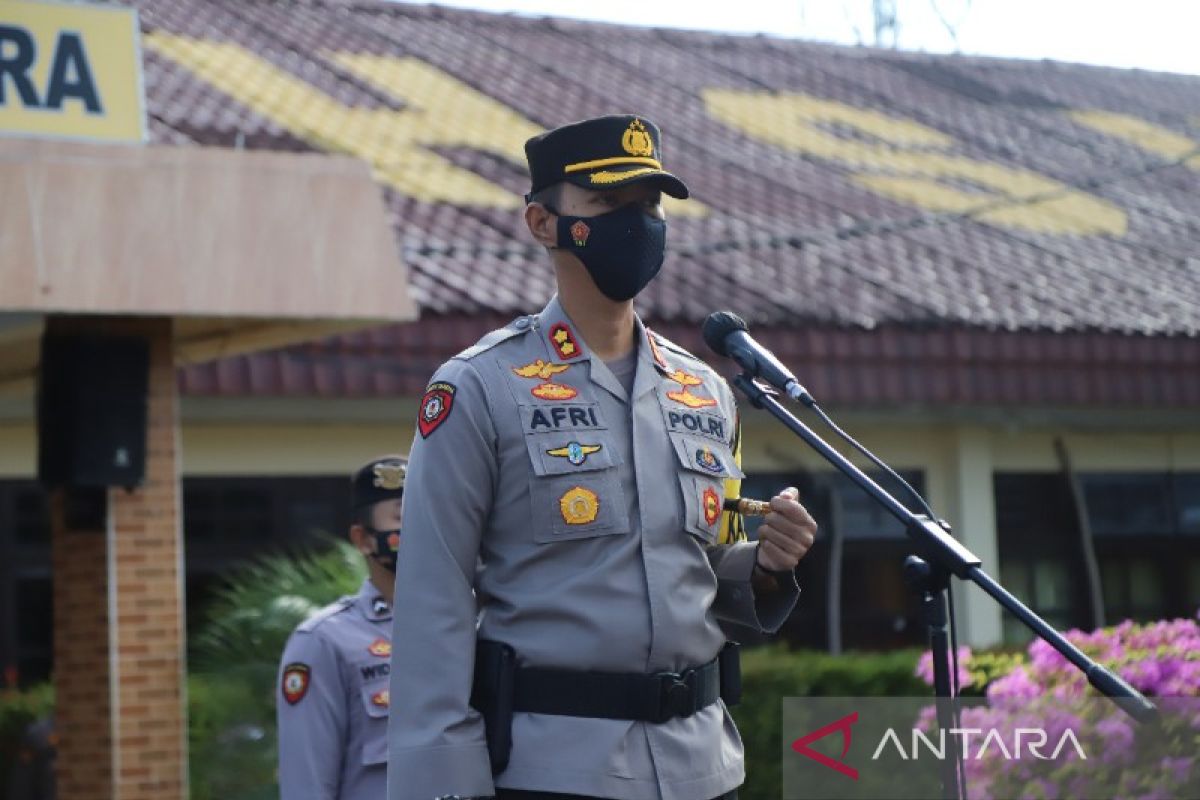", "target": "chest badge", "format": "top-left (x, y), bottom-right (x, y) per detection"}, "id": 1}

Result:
top-left (370, 689), bottom-right (390, 709)
top-left (559, 486), bottom-right (600, 525)
top-left (513, 359), bottom-right (571, 380)
top-left (281, 663), bottom-right (310, 705)
top-left (549, 323), bottom-right (582, 360)
top-left (695, 447), bottom-right (725, 474)
top-left (702, 487), bottom-right (722, 526)
top-left (367, 638), bottom-right (391, 657)
top-left (666, 367), bottom-right (717, 409)
top-left (547, 442), bottom-right (602, 466)
top-left (668, 388), bottom-right (717, 409)
top-left (531, 382), bottom-right (579, 401)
